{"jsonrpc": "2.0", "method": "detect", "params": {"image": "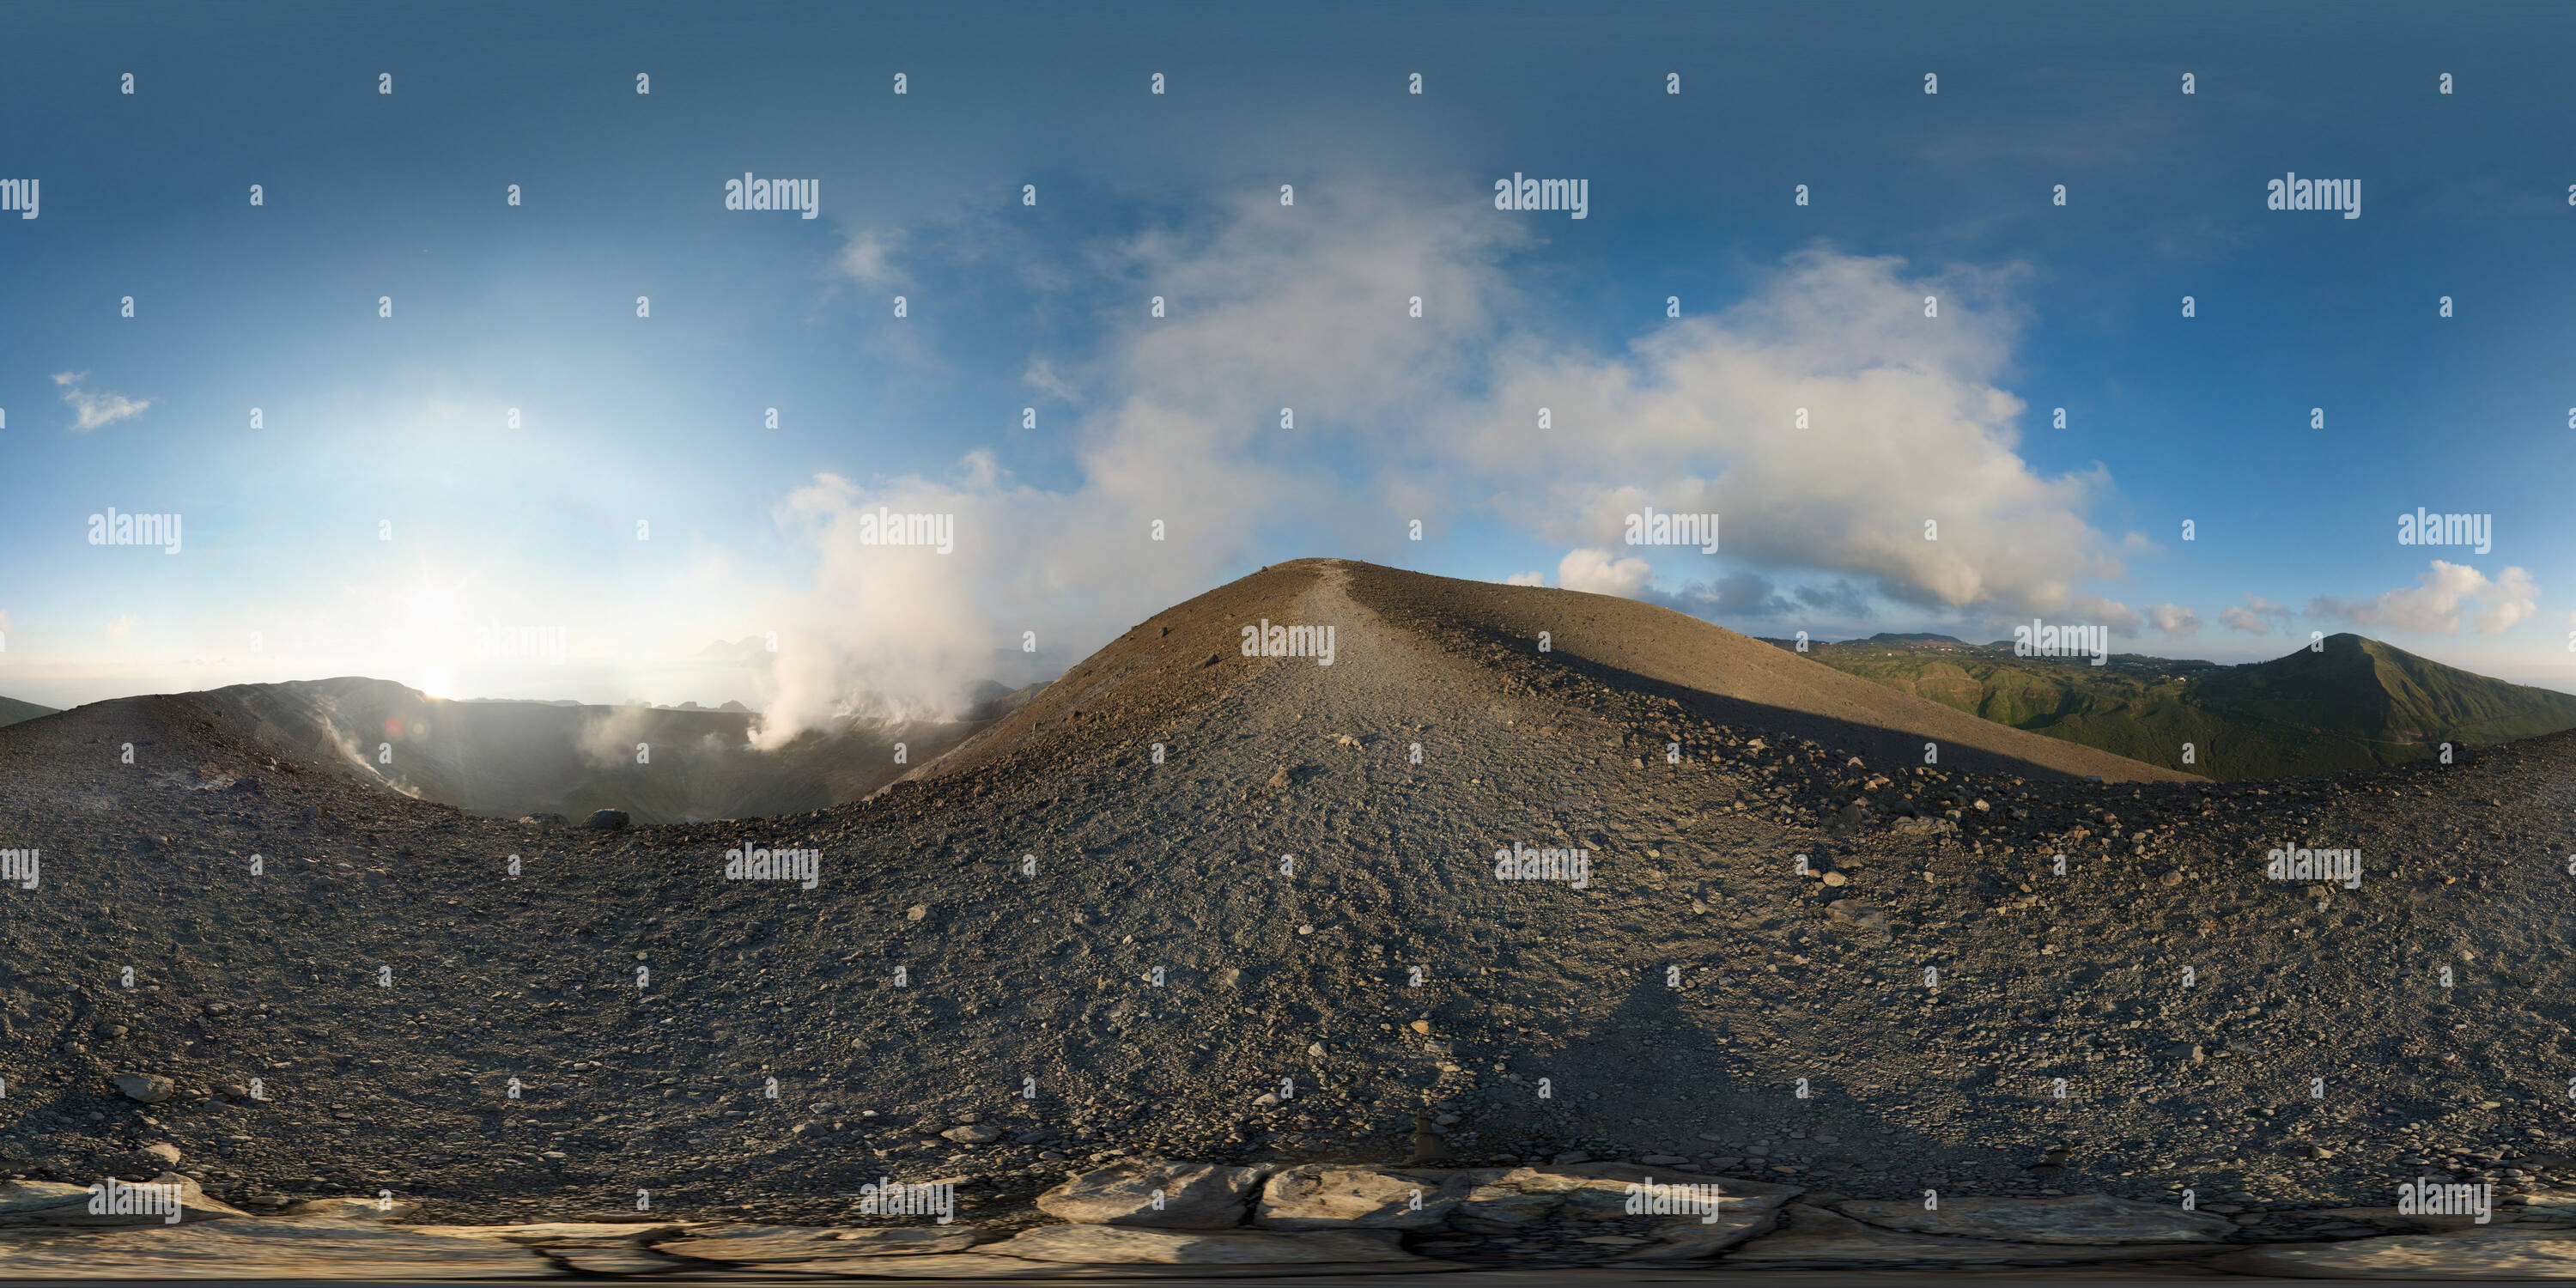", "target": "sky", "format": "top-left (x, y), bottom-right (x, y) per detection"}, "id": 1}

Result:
top-left (5, 0), bottom-right (2576, 728)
